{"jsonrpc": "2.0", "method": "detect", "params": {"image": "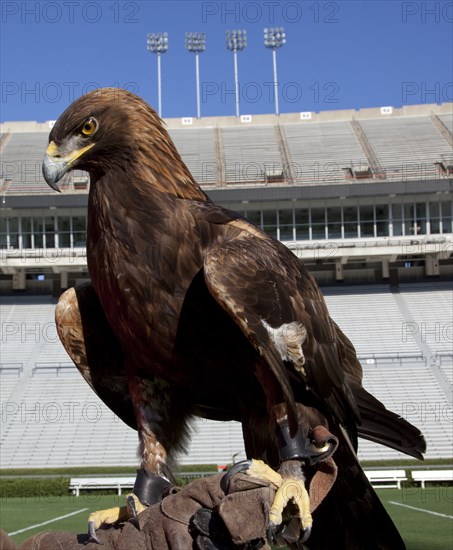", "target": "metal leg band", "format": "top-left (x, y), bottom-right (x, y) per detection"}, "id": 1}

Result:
top-left (133, 468), bottom-right (172, 506)
top-left (277, 422), bottom-right (338, 465)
